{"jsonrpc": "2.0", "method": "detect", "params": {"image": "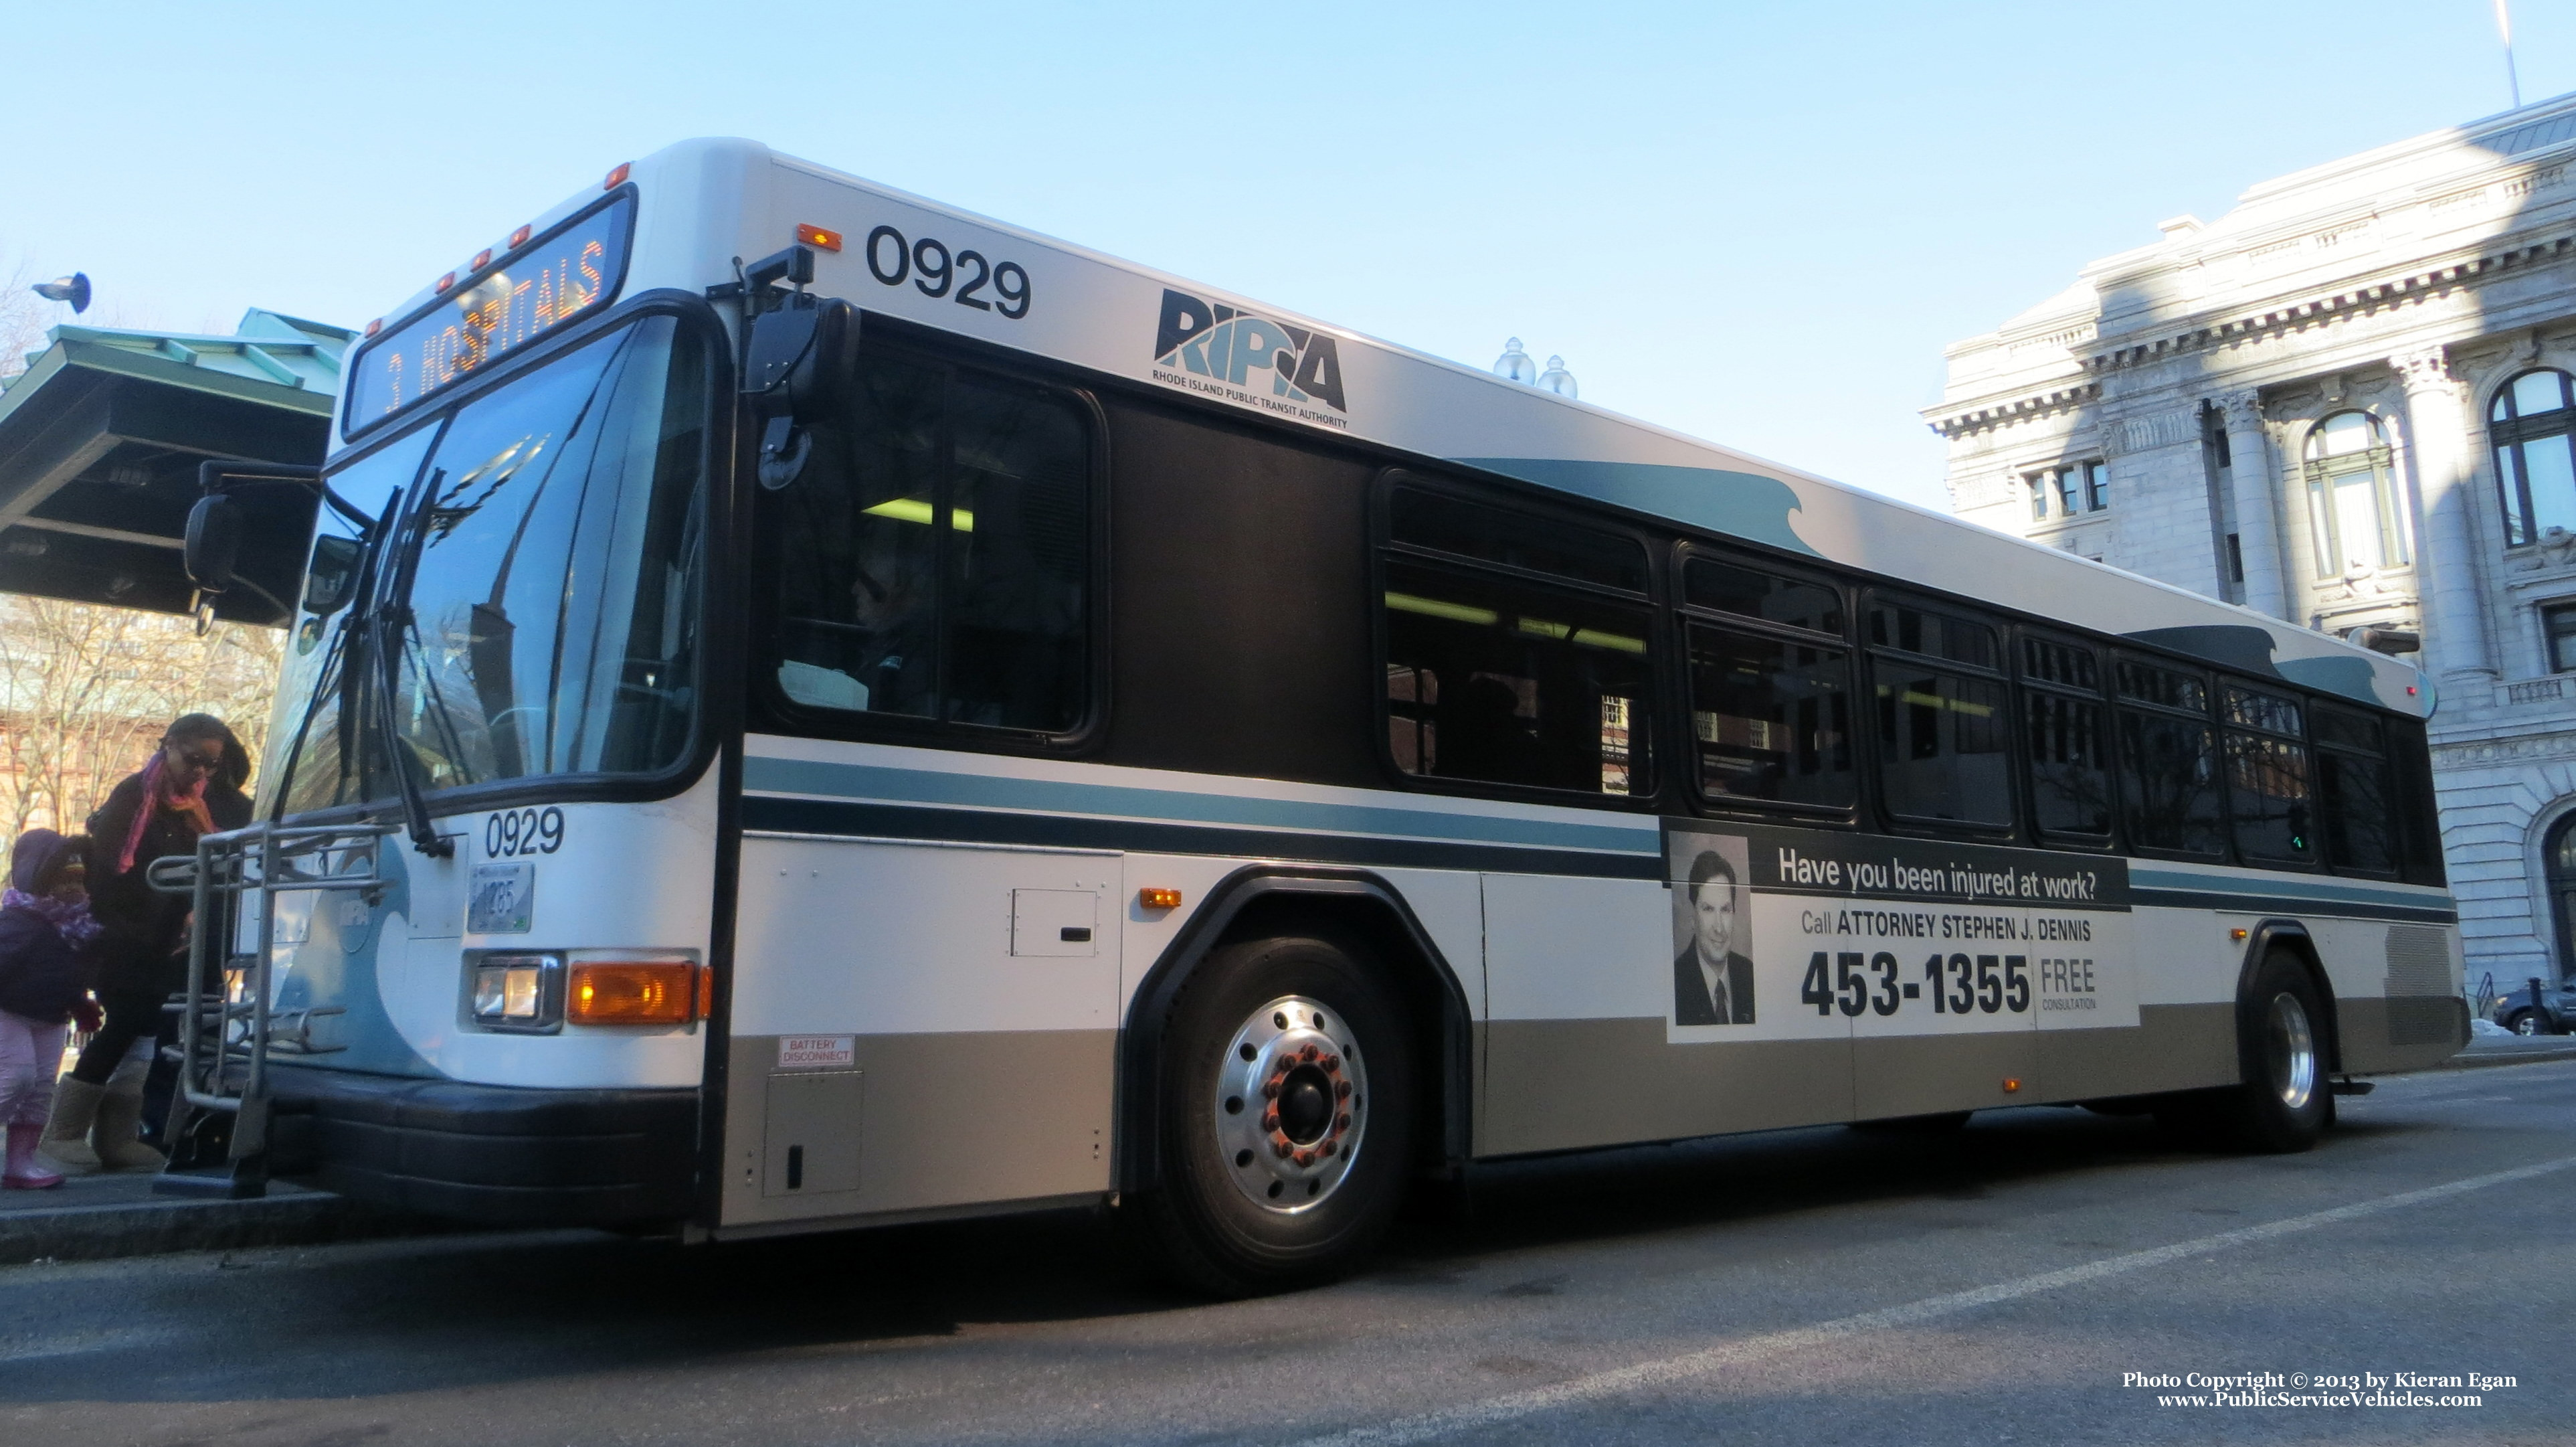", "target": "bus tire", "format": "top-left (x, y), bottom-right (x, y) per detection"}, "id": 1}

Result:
top-left (2216, 951), bottom-right (2332, 1153)
top-left (1131, 934), bottom-right (1415, 1297)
